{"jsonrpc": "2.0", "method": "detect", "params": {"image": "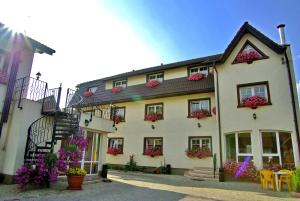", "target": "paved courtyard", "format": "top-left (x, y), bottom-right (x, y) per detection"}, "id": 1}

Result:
top-left (0, 171), bottom-right (297, 201)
